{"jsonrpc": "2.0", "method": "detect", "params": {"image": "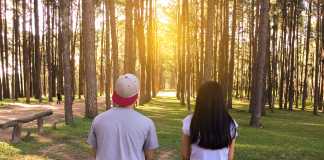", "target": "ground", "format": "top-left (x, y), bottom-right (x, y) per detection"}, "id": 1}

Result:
top-left (1, 91), bottom-right (324, 160)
